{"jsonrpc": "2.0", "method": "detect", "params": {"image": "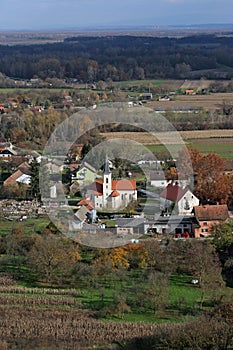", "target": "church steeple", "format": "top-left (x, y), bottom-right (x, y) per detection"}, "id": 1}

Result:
top-left (104, 154), bottom-right (111, 175)
top-left (103, 155), bottom-right (112, 201)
